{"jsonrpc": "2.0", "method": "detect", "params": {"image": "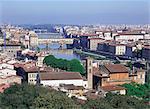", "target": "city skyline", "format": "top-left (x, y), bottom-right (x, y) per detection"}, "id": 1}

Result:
top-left (0, 0), bottom-right (150, 25)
